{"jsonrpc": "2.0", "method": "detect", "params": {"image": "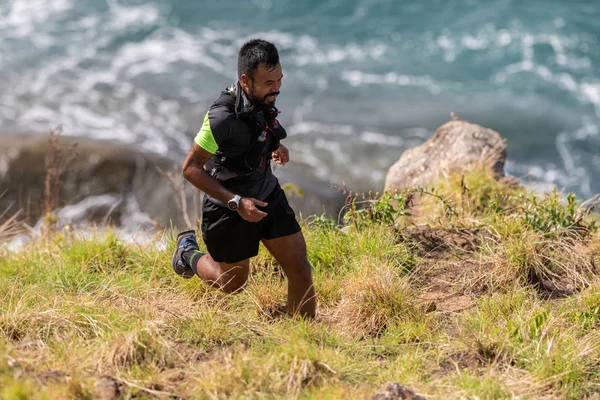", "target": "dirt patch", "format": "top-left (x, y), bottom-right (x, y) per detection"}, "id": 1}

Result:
top-left (438, 350), bottom-right (484, 372)
top-left (38, 369), bottom-right (69, 383)
top-left (399, 226), bottom-right (491, 257)
top-left (169, 339), bottom-right (213, 363)
top-left (419, 292), bottom-right (473, 313)
top-left (413, 259), bottom-right (487, 313)
top-left (401, 226), bottom-right (598, 310)
top-left (412, 258), bottom-right (493, 293)
top-left (400, 227), bottom-right (496, 312)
